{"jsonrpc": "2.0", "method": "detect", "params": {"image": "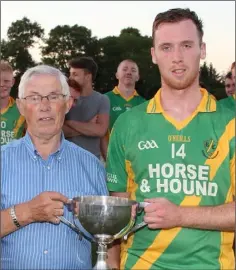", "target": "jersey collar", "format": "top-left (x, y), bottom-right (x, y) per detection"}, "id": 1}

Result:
top-left (1, 96), bottom-right (15, 114)
top-left (147, 88), bottom-right (217, 114)
top-left (112, 86), bottom-right (139, 101)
